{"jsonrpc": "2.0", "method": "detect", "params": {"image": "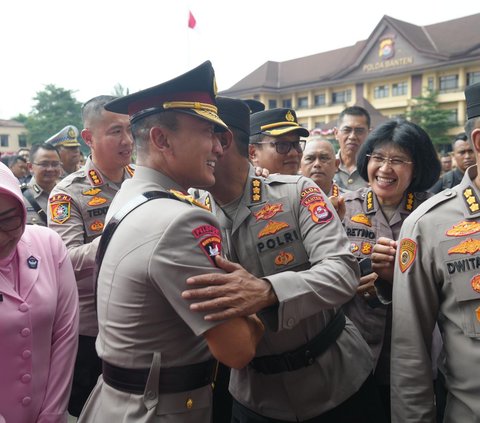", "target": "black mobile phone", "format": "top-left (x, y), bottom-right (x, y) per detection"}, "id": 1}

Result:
top-left (358, 257), bottom-right (373, 277)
